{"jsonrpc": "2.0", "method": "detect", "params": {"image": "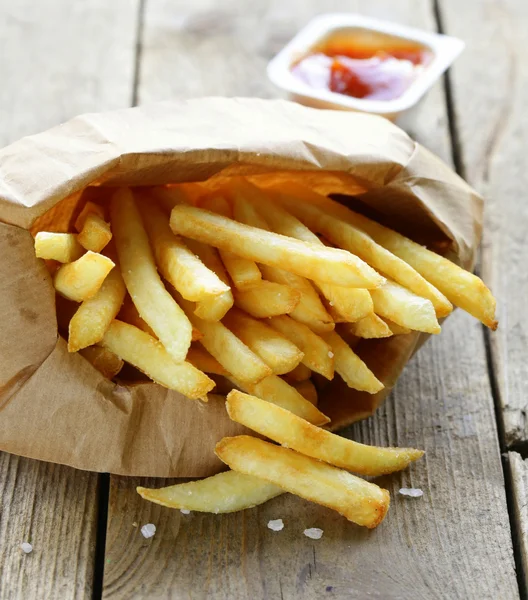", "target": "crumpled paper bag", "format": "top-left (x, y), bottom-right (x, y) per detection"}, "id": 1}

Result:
top-left (0, 97), bottom-right (482, 477)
